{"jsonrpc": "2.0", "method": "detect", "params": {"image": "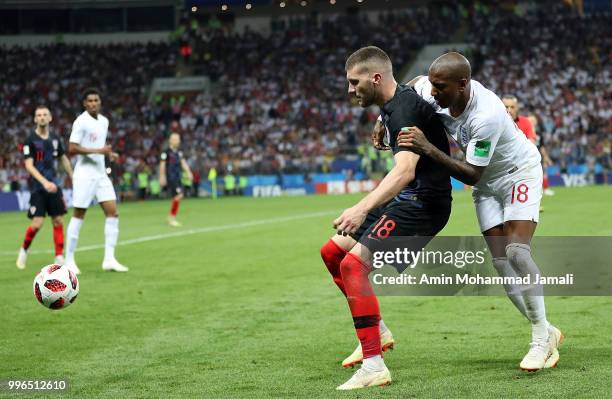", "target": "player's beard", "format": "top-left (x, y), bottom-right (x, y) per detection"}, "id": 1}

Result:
top-left (357, 85), bottom-right (377, 108)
